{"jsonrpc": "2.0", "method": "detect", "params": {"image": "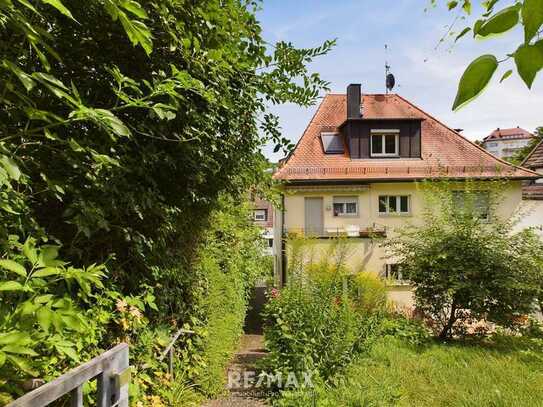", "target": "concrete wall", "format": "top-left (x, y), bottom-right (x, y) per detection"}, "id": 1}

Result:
top-left (279, 180), bottom-right (524, 308)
